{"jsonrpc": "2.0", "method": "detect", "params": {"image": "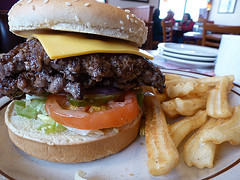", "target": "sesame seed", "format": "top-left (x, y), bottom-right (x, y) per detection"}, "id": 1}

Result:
top-left (26, 0), bottom-right (32, 4)
top-left (86, 22), bottom-right (90, 27)
top-left (126, 14), bottom-right (130, 20)
top-left (65, 2), bottom-right (72, 6)
top-left (84, 2), bottom-right (90, 7)
top-left (75, 15), bottom-right (79, 22)
top-left (43, 0), bottom-right (49, 4)
top-left (117, 6), bottom-right (121, 8)
top-left (120, 20), bottom-right (124, 25)
top-left (31, 5), bottom-right (35, 10)
top-left (121, 27), bottom-right (125, 30)
top-left (44, 19), bottom-right (49, 23)
top-left (125, 9), bottom-right (130, 13)
top-left (130, 18), bottom-right (134, 23)
top-left (129, 28), bottom-right (132, 32)
top-left (131, 14), bottom-right (135, 17)
top-left (135, 20), bottom-right (138, 24)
